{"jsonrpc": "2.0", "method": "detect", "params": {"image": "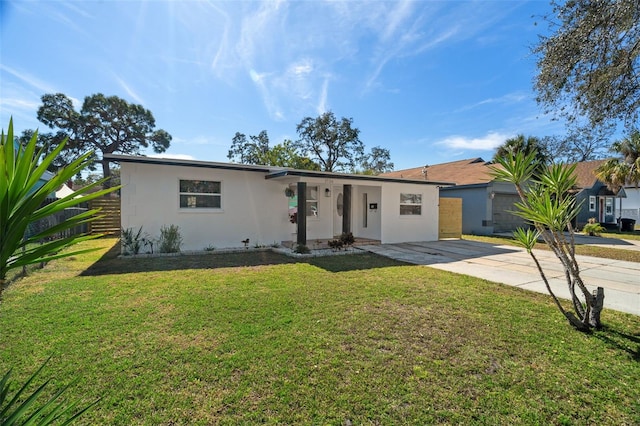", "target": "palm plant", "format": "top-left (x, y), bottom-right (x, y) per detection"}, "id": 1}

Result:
top-left (491, 151), bottom-right (604, 331)
top-left (1, 118), bottom-right (117, 292)
top-left (595, 130), bottom-right (640, 193)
